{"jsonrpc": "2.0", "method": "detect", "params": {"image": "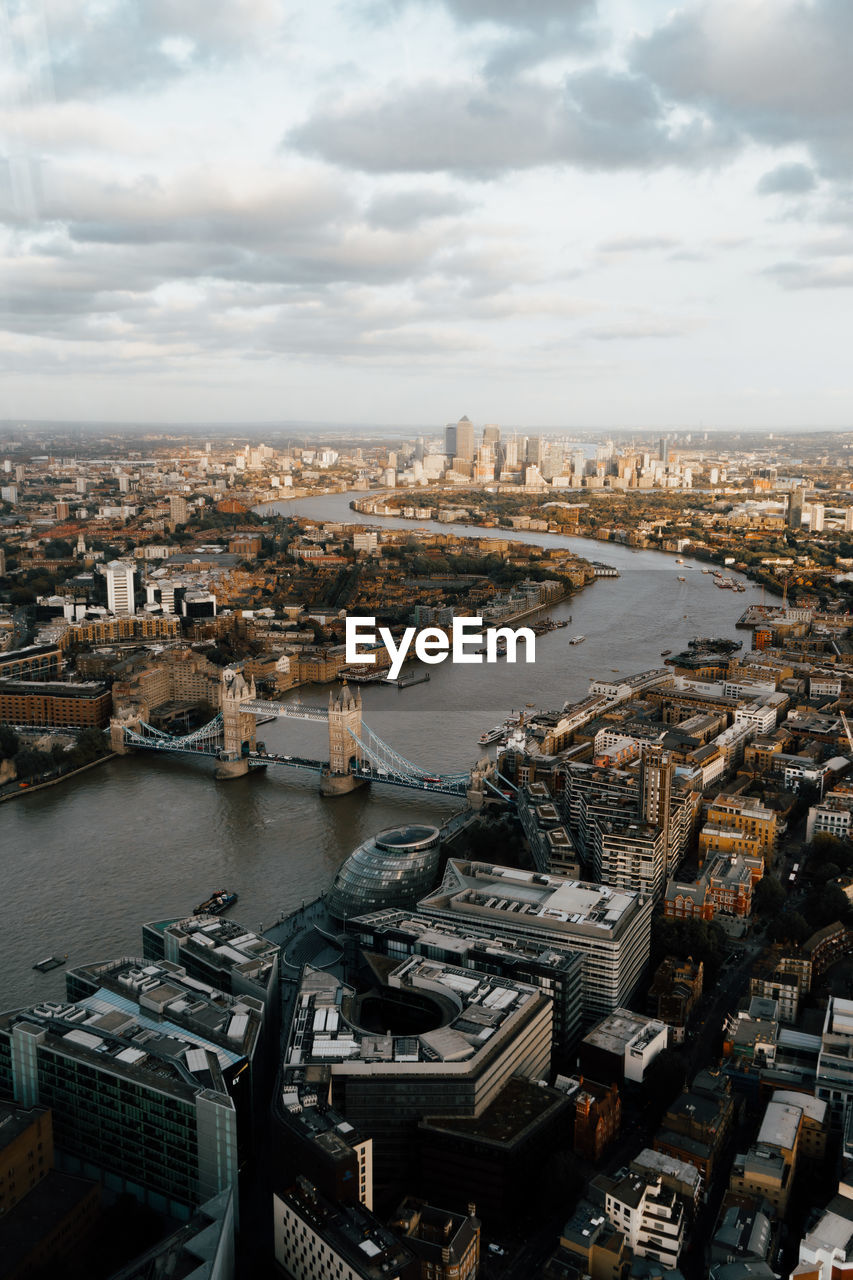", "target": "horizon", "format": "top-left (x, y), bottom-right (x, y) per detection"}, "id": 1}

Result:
top-left (3, 1), bottom-right (852, 425)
